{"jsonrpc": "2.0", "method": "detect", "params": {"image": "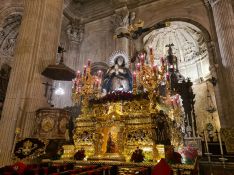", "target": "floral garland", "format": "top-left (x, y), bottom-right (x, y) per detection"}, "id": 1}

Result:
top-left (89, 91), bottom-right (149, 105)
